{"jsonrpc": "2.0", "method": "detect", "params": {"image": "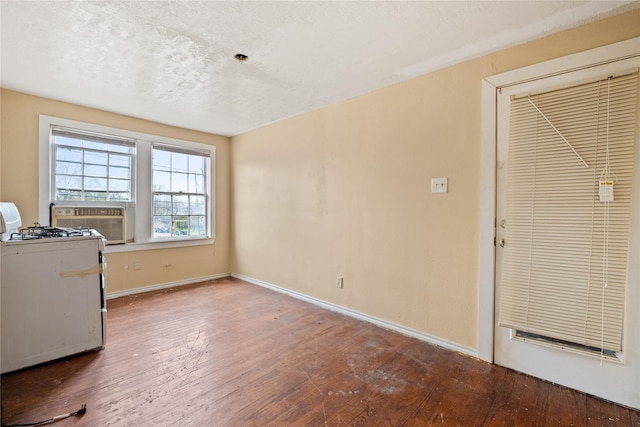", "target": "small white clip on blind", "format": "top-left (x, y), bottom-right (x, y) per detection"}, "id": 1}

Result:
top-left (599, 181), bottom-right (614, 202)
